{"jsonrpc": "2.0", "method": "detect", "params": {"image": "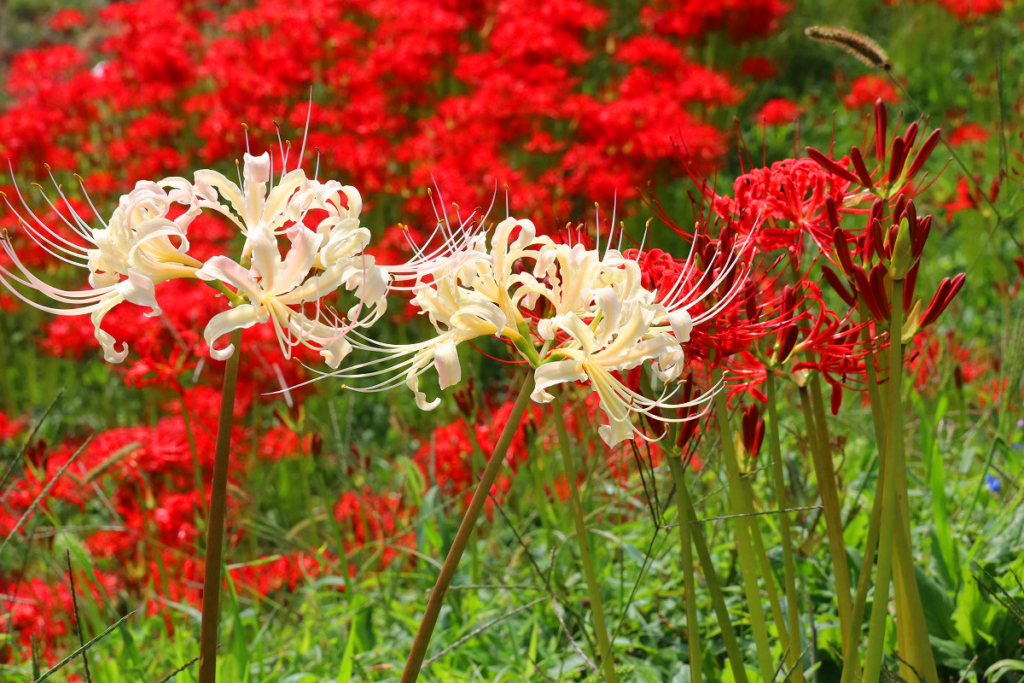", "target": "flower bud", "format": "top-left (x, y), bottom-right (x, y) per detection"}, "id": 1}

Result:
top-left (874, 99), bottom-right (887, 162)
top-left (888, 136), bottom-right (908, 186)
top-left (905, 128), bottom-right (942, 181)
top-left (806, 146), bottom-right (859, 184)
top-left (850, 146), bottom-right (875, 191)
top-left (889, 217), bottom-right (914, 280)
top-left (822, 265), bottom-right (857, 306)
